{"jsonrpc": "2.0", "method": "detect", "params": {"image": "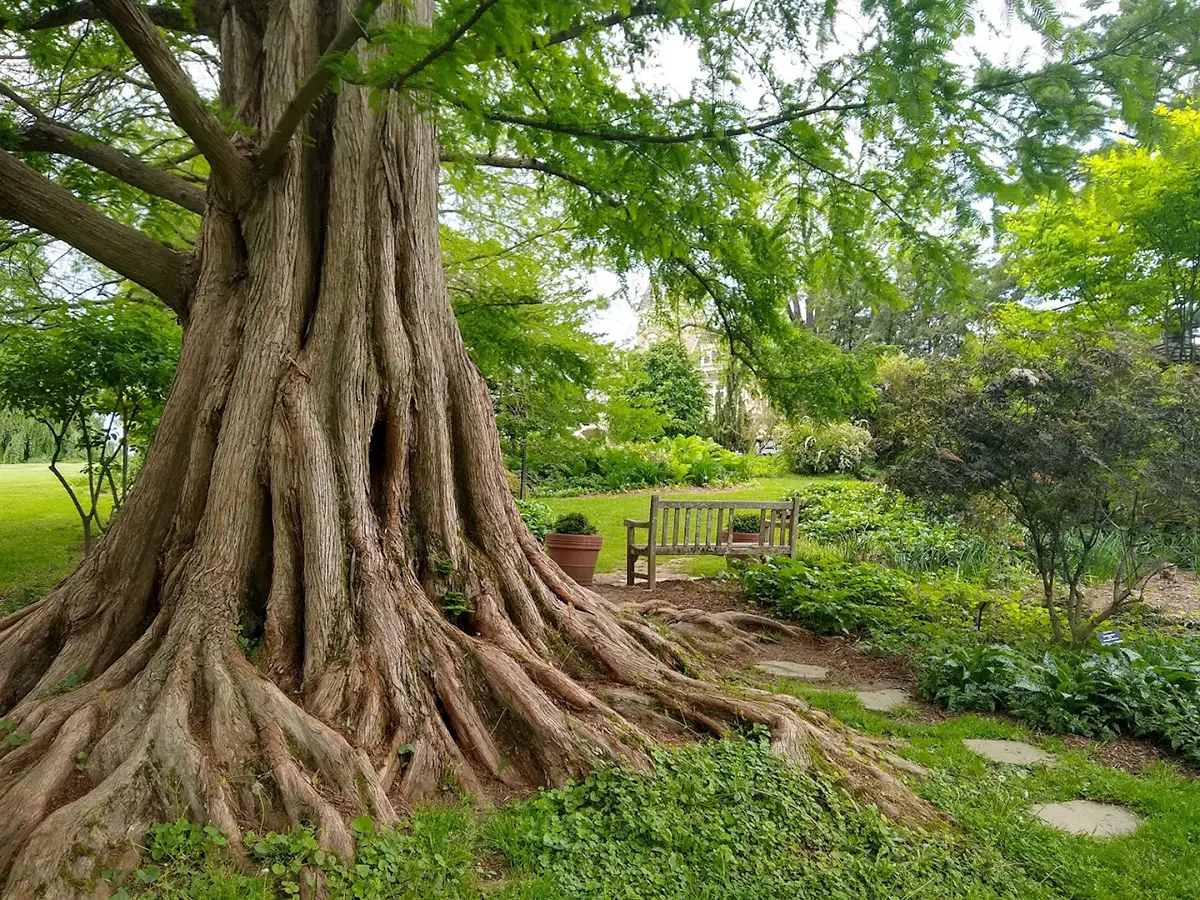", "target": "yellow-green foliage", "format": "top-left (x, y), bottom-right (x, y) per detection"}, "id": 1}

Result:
top-left (780, 419), bottom-right (873, 476)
